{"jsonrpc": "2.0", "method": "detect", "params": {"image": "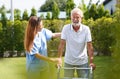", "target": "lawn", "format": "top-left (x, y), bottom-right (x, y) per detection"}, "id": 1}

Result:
top-left (0, 57), bottom-right (26, 79)
top-left (0, 56), bottom-right (112, 79)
